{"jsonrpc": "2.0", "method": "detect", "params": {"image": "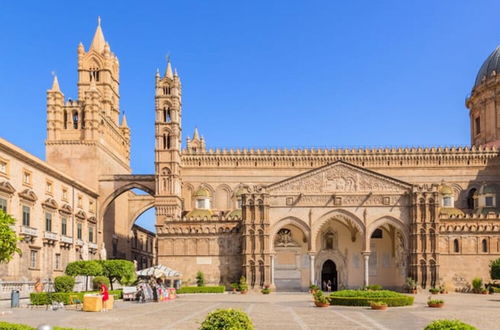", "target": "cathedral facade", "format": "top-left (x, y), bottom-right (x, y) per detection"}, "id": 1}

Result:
top-left (1, 21), bottom-right (500, 292)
